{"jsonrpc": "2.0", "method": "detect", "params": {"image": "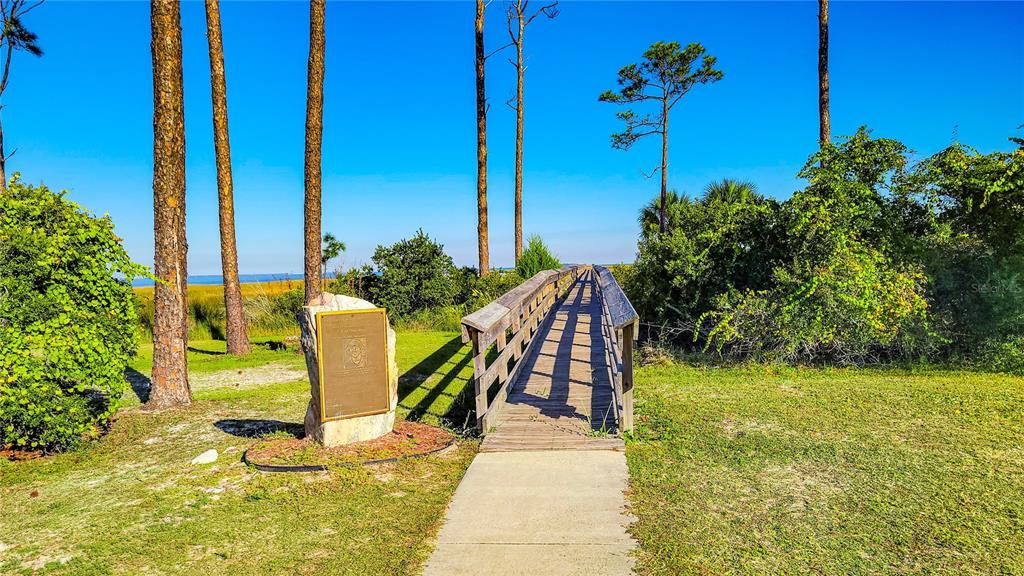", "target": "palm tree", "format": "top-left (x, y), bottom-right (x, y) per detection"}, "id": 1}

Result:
top-left (303, 0), bottom-right (325, 304)
top-left (205, 0), bottom-right (249, 355)
top-left (321, 232), bottom-right (345, 291)
top-left (702, 179), bottom-right (763, 204)
top-left (638, 190), bottom-right (691, 237)
top-left (148, 0), bottom-right (191, 409)
top-left (818, 0), bottom-right (830, 146)
top-left (474, 0), bottom-right (489, 276)
top-left (0, 0), bottom-right (44, 193)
